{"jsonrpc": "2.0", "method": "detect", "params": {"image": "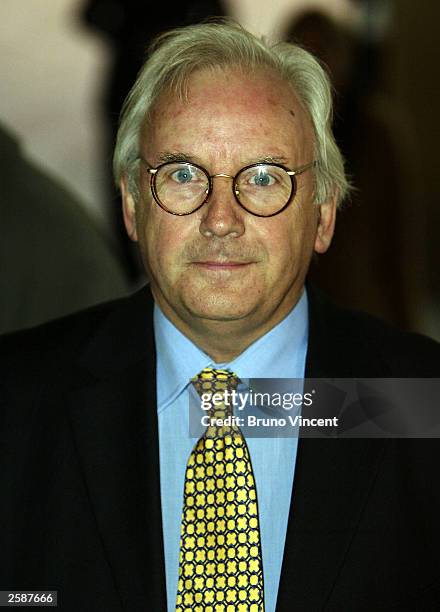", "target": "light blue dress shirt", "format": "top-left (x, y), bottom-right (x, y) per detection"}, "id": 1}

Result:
top-left (154, 291), bottom-right (308, 612)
